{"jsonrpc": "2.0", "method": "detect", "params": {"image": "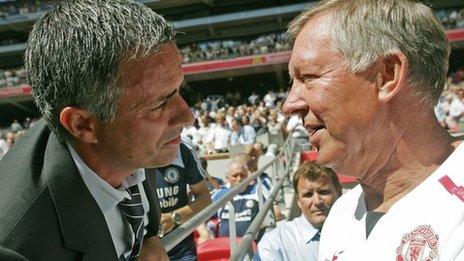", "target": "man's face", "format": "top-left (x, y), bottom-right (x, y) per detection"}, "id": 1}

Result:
top-left (94, 43), bottom-right (194, 171)
top-left (297, 176), bottom-right (340, 229)
top-left (227, 163), bottom-right (248, 186)
top-left (282, 16), bottom-right (388, 177)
